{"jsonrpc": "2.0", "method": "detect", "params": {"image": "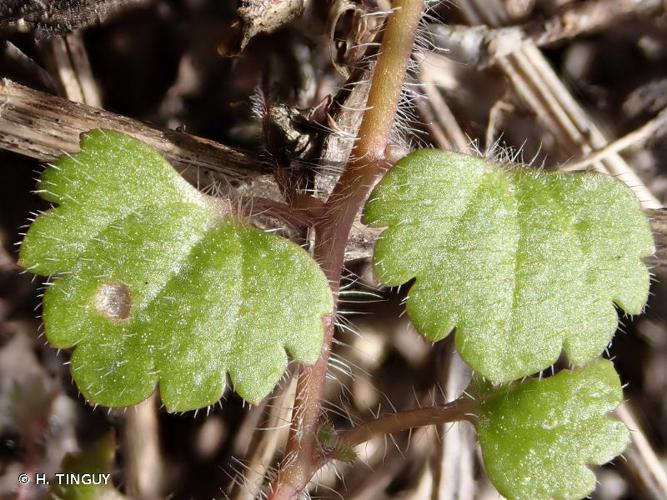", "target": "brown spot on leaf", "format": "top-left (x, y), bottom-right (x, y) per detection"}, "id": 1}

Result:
top-left (95, 282), bottom-right (132, 322)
